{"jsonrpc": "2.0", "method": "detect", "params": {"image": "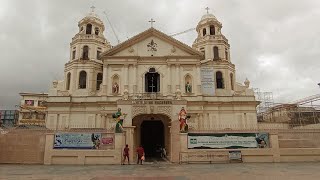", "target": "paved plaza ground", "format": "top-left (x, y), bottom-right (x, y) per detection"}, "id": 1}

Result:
top-left (1, 162), bottom-right (320, 180)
